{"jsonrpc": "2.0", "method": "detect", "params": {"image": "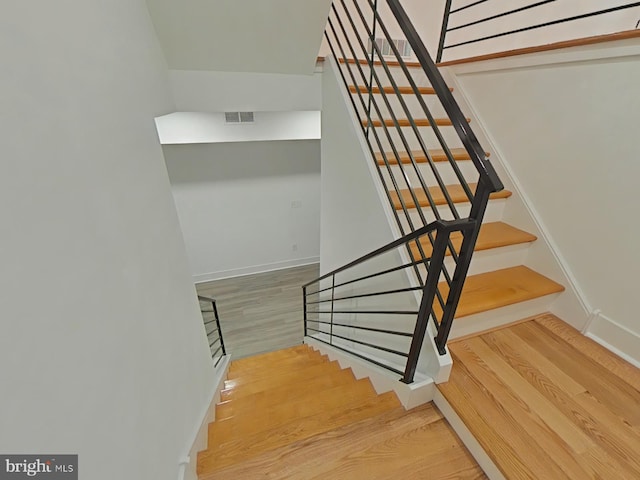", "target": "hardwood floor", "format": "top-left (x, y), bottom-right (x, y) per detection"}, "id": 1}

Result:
top-left (196, 264), bottom-right (319, 359)
top-left (438, 313), bottom-right (640, 480)
top-left (198, 345), bottom-right (486, 479)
